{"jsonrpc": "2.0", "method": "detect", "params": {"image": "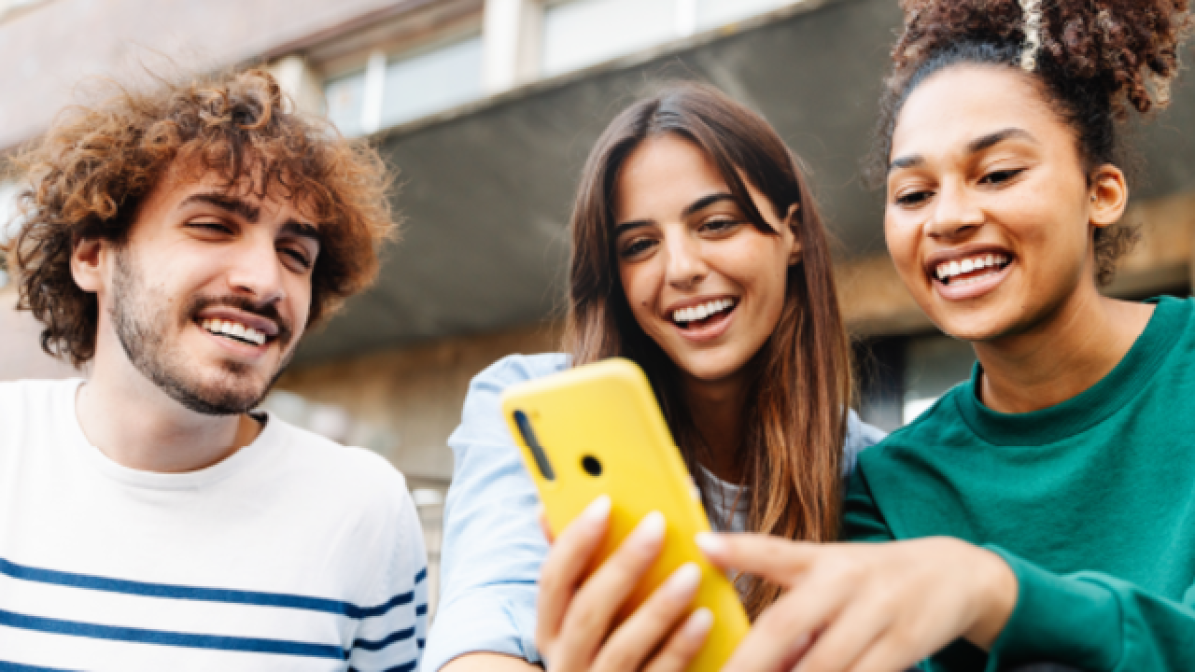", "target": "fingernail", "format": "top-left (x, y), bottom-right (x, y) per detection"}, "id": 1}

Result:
top-left (695, 532), bottom-right (724, 557)
top-left (631, 511), bottom-right (666, 547)
top-left (582, 495), bottom-right (611, 524)
top-left (682, 607), bottom-right (713, 641)
top-left (663, 562), bottom-right (702, 600)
